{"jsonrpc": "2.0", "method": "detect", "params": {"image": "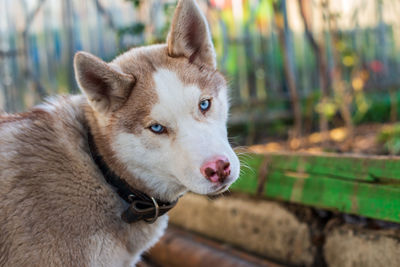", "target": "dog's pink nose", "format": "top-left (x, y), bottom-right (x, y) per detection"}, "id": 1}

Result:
top-left (200, 156), bottom-right (231, 183)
